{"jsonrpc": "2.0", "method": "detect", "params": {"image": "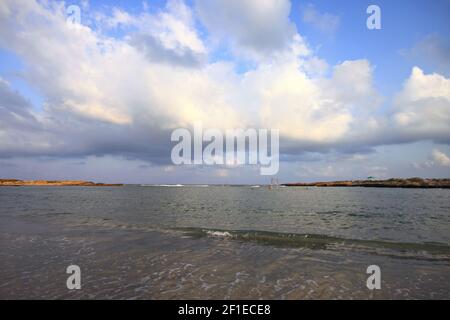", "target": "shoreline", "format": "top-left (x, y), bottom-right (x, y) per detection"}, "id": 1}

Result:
top-left (0, 179), bottom-right (123, 187)
top-left (283, 178), bottom-right (450, 189)
top-left (1, 178), bottom-right (450, 188)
